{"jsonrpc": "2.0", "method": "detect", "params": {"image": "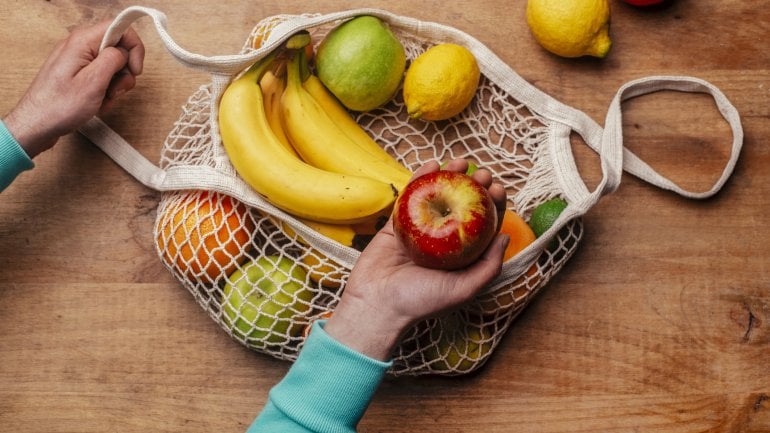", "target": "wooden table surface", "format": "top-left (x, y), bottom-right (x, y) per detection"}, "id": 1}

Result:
top-left (1, 1), bottom-right (768, 432)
